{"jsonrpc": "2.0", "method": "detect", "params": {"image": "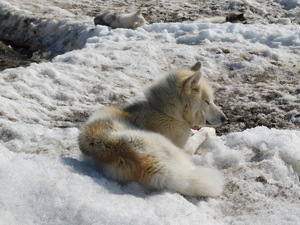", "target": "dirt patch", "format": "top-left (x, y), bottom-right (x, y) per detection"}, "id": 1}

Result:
top-left (0, 40), bottom-right (41, 71)
top-left (214, 66), bottom-right (300, 135)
